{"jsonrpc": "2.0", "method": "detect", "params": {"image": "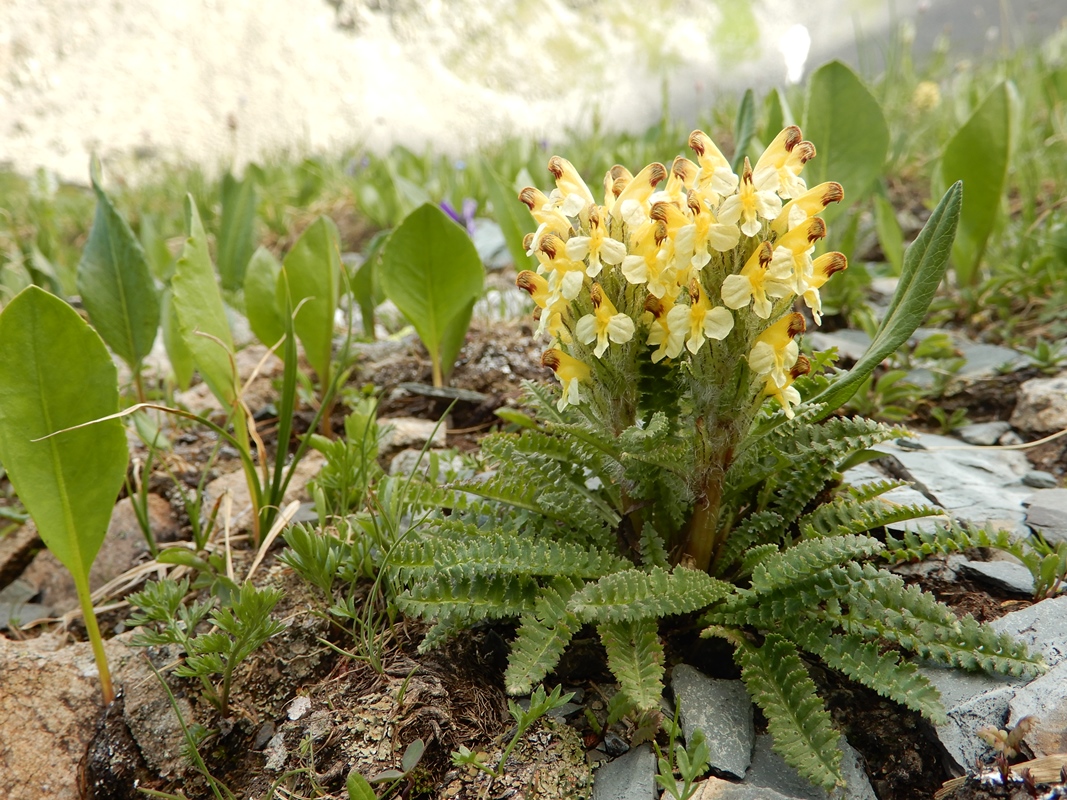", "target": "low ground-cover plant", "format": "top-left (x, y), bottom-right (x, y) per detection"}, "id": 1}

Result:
top-left (387, 129), bottom-right (1044, 790)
